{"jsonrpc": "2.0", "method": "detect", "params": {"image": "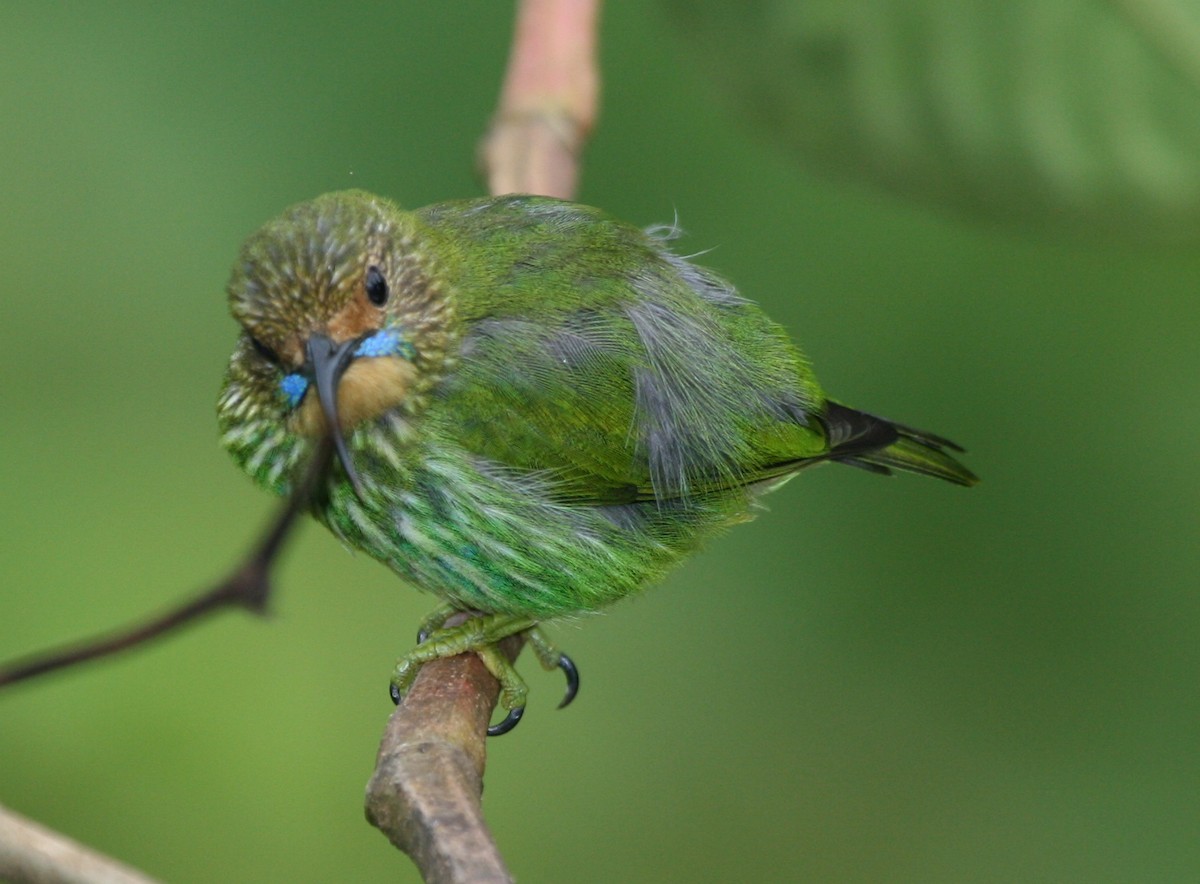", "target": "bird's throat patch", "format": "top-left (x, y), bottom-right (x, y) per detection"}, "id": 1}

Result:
top-left (290, 356), bottom-right (416, 436)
